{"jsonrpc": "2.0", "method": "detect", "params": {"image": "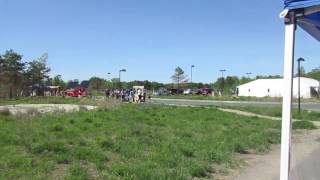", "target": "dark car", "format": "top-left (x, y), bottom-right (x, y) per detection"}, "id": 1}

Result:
top-left (201, 88), bottom-right (212, 96)
top-left (168, 88), bottom-right (183, 95)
